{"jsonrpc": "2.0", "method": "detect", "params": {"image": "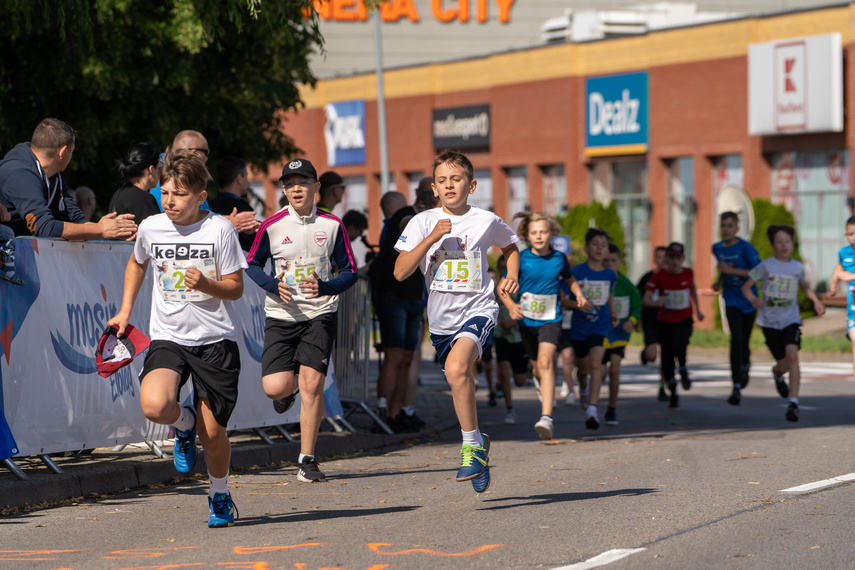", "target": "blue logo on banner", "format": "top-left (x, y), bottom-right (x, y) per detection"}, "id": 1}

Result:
top-left (551, 235), bottom-right (571, 255)
top-left (324, 100), bottom-right (366, 166)
top-left (585, 72), bottom-right (648, 154)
